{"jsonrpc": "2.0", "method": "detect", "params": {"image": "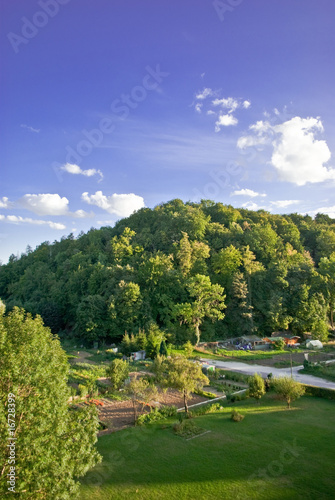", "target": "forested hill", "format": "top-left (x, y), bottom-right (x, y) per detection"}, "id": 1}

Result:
top-left (0, 199), bottom-right (335, 345)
